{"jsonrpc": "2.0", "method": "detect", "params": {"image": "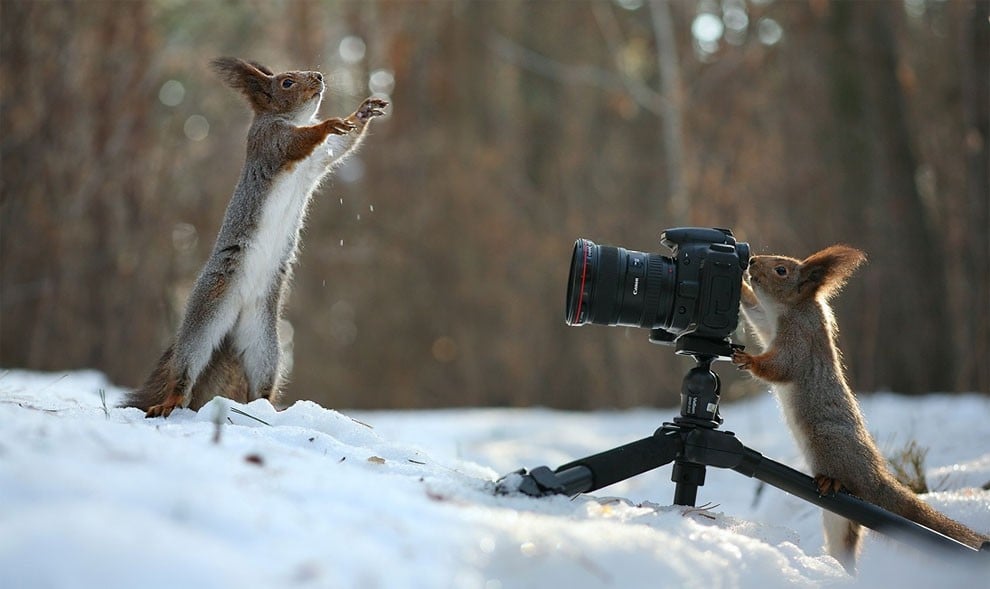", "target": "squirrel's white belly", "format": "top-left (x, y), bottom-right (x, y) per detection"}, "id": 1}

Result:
top-left (771, 382), bottom-right (816, 468)
top-left (237, 163), bottom-right (323, 301)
